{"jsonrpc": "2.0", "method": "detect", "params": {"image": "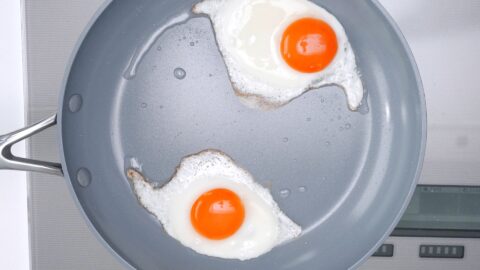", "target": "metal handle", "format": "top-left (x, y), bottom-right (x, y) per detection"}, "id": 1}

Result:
top-left (0, 114), bottom-right (63, 176)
